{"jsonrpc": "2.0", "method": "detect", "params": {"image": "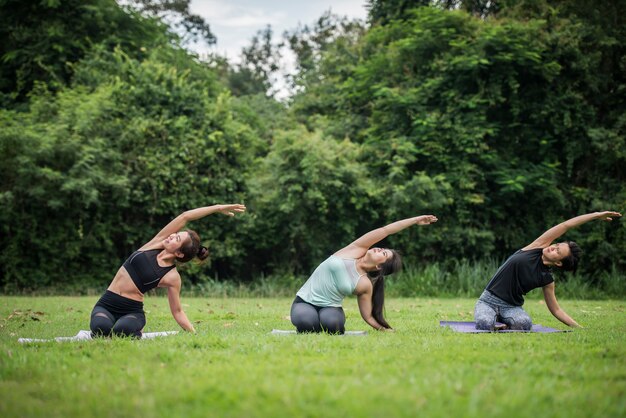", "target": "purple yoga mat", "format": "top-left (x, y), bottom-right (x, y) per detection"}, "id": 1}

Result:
top-left (440, 321), bottom-right (569, 333)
